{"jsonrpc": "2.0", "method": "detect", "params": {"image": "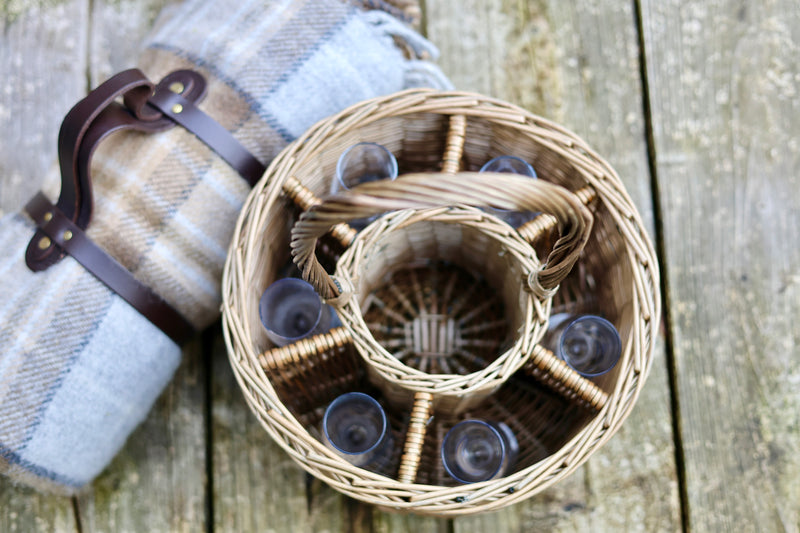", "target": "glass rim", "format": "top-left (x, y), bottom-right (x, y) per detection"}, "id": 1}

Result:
top-left (441, 419), bottom-right (506, 483)
top-left (478, 155), bottom-right (537, 213)
top-left (323, 392), bottom-right (388, 457)
top-left (259, 277), bottom-right (323, 342)
top-left (334, 142), bottom-right (399, 191)
top-left (478, 155), bottom-right (537, 177)
top-left (558, 315), bottom-right (621, 377)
